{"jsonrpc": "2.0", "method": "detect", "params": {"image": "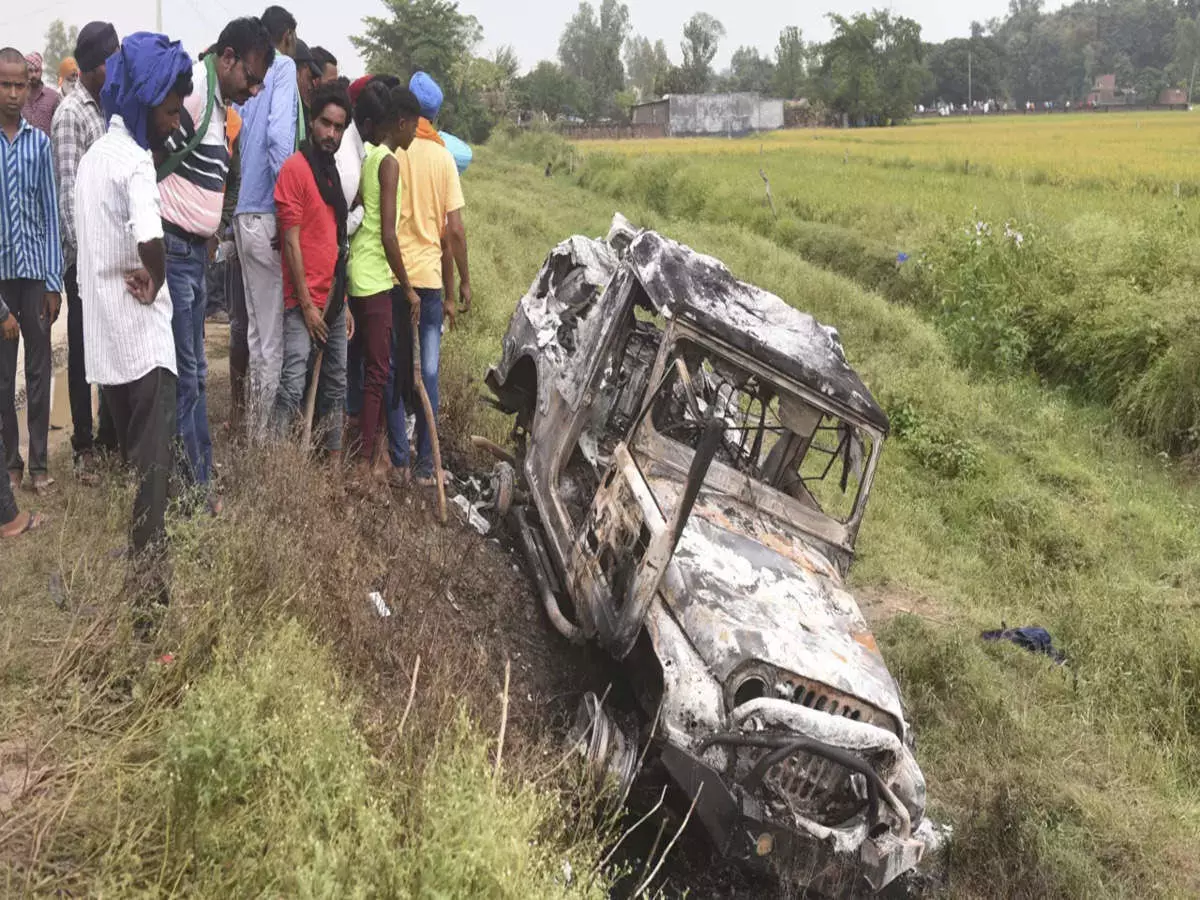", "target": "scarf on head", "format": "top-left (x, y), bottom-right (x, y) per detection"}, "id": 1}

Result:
top-left (100, 32), bottom-right (192, 151)
top-left (415, 117), bottom-right (445, 146)
top-left (301, 139), bottom-right (350, 334)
